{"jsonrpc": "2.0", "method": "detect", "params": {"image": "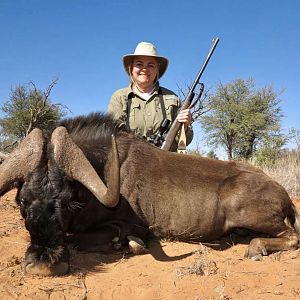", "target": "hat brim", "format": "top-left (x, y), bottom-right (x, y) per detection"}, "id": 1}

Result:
top-left (123, 54), bottom-right (169, 79)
